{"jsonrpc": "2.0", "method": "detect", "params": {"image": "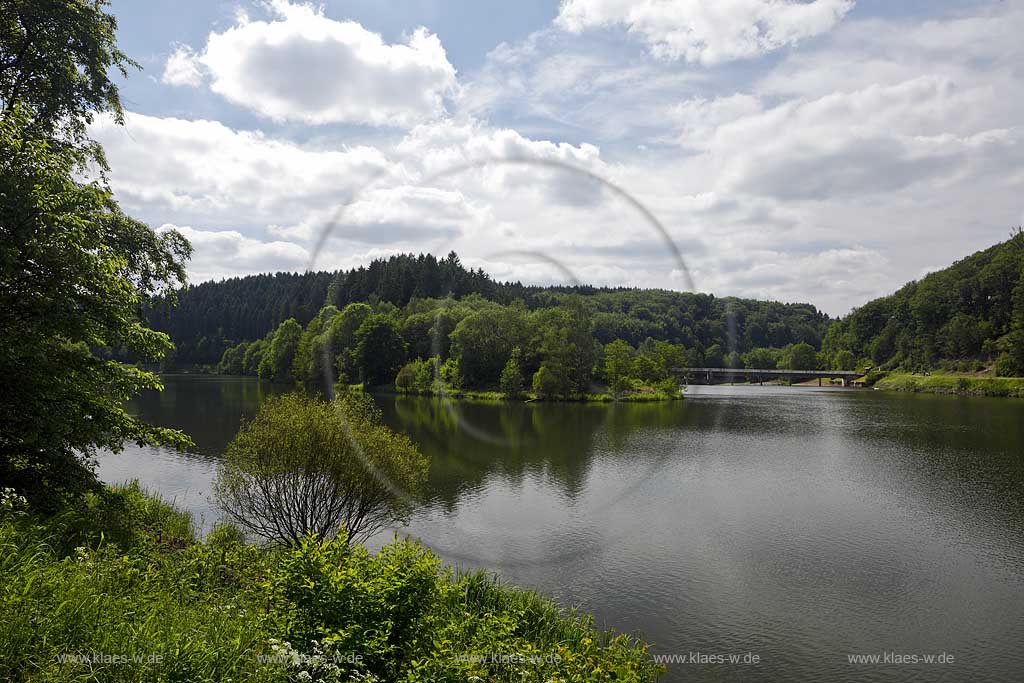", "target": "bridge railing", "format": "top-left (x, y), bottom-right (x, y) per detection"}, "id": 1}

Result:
top-left (672, 368), bottom-right (860, 378)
